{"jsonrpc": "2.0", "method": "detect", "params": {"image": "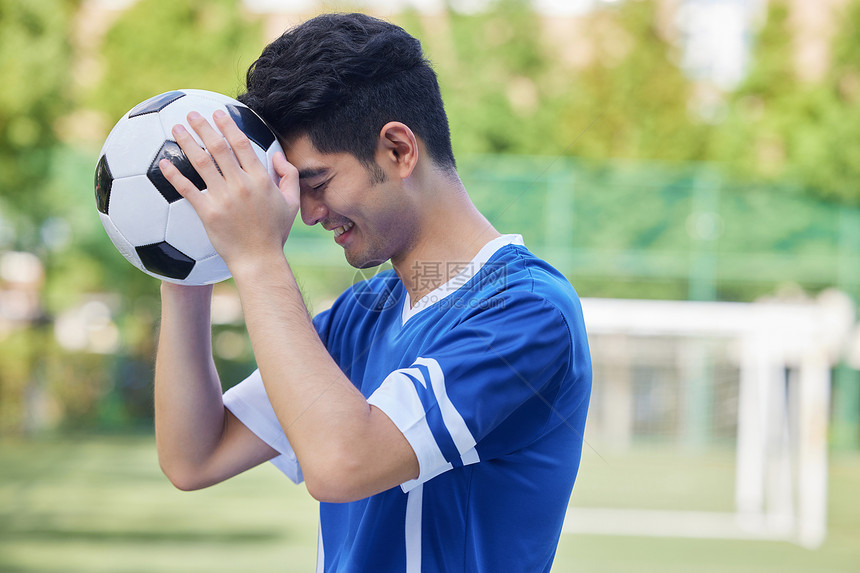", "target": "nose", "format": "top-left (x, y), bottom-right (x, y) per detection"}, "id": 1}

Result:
top-left (300, 190), bottom-right (328, 227)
